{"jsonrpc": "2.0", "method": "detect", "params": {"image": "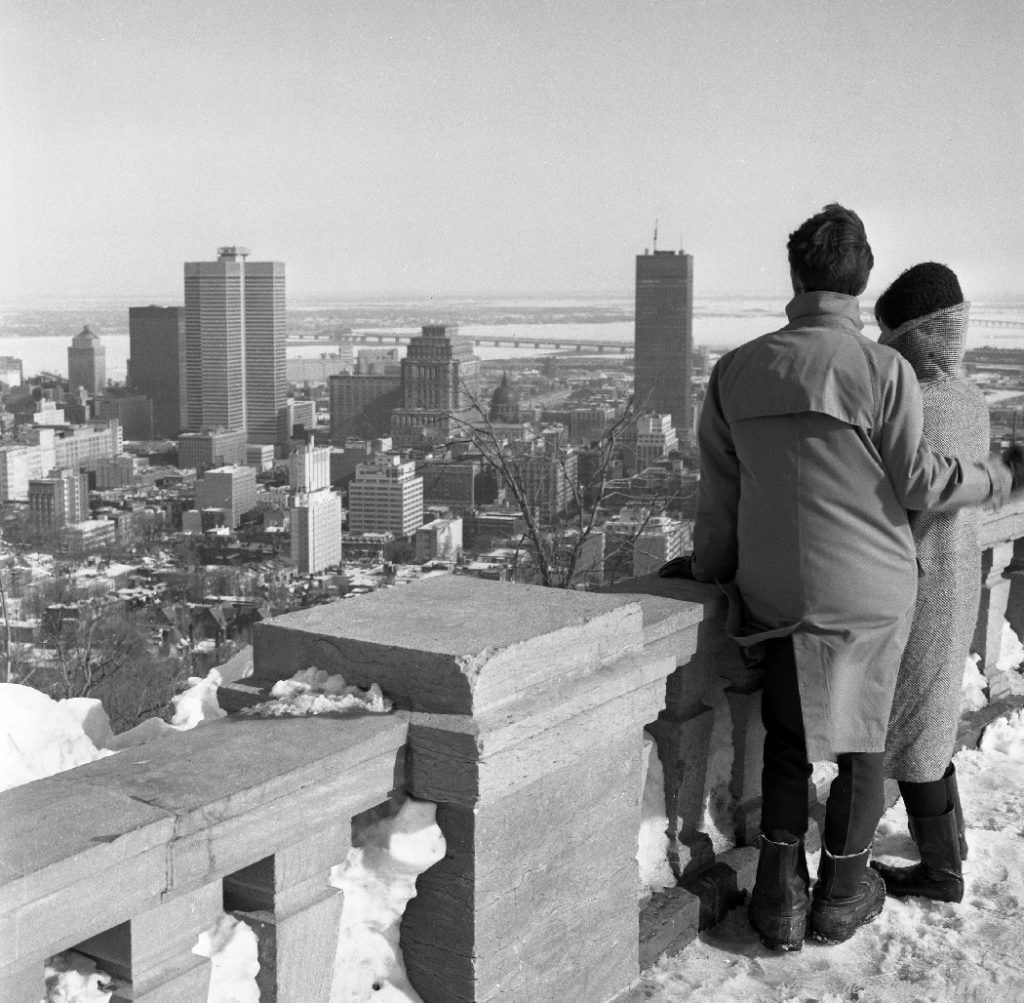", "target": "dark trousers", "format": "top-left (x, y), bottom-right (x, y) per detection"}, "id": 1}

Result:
top-left (759, 636), bottom-right (885, 854)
